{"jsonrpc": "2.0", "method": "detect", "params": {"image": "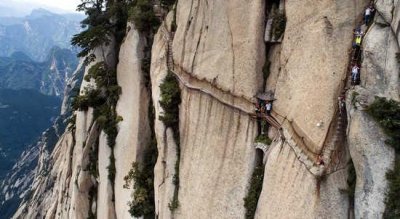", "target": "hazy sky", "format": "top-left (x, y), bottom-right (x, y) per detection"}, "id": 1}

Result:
top-left (12, 0), bottom-right (82, 12)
